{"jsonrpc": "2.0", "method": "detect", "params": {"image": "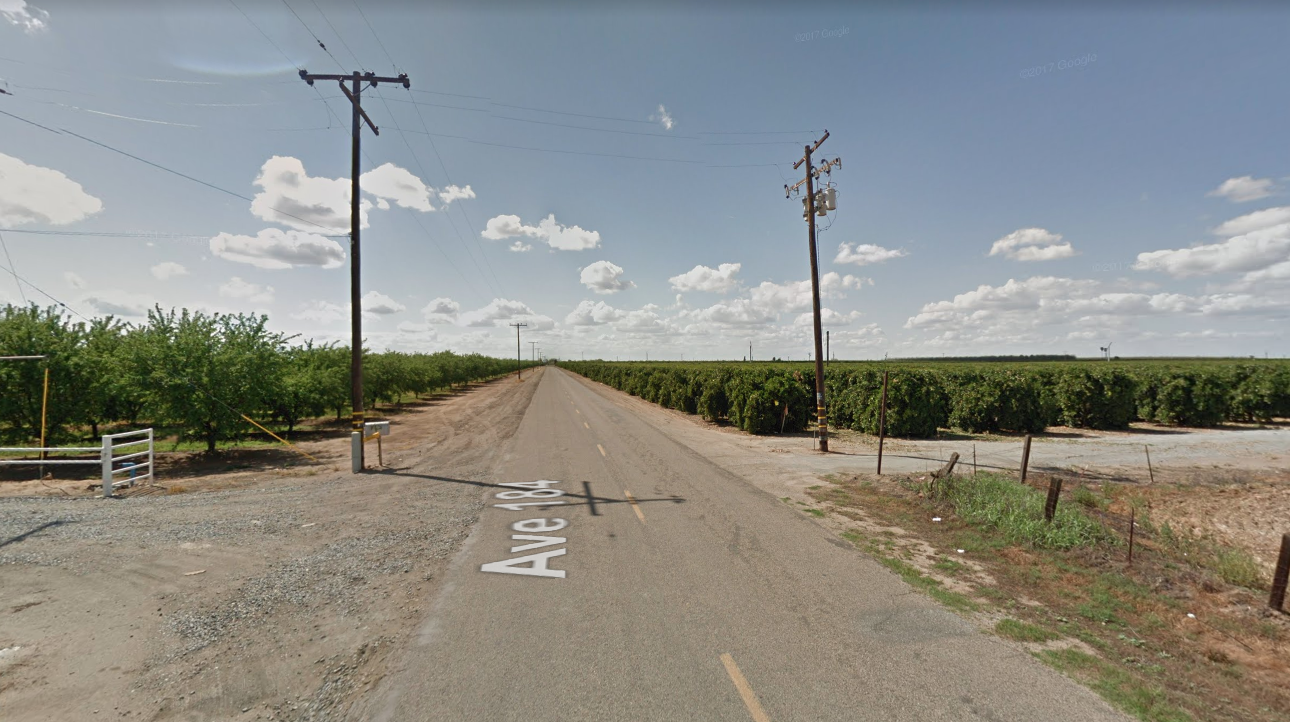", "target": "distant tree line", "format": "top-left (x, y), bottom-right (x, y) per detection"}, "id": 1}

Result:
top-left (0, 304), bottom-right (532, 452)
